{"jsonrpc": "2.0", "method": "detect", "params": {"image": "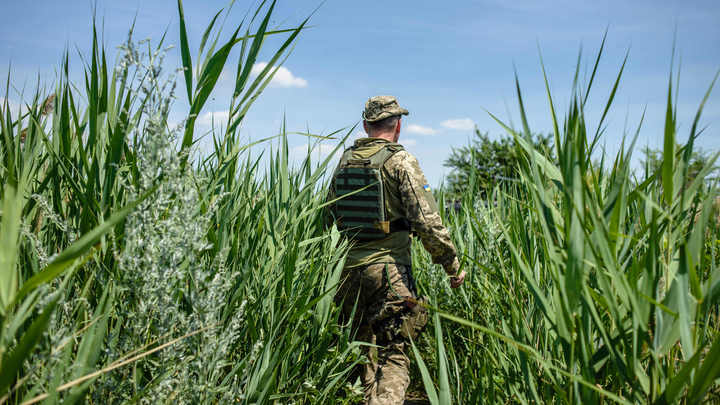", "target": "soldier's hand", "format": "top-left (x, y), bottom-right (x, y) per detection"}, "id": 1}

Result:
top-left (449, 270), bottom-right (466, 289)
